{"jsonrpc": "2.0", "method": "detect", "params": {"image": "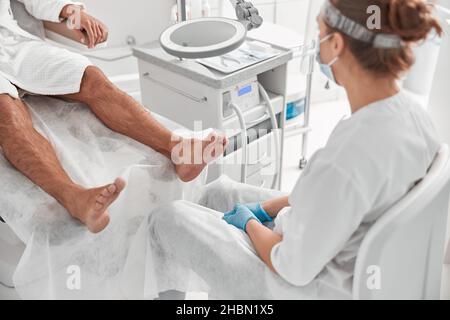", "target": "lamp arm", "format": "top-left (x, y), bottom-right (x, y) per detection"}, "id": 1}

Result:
top-left (178, 0), bottom-right (263, 29)
top-left (228, 0), bottom-right (263, 30)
